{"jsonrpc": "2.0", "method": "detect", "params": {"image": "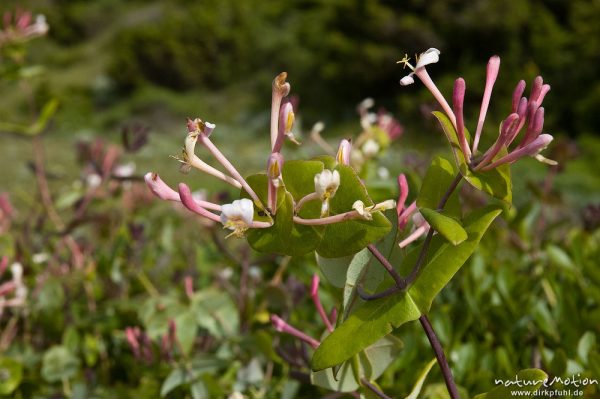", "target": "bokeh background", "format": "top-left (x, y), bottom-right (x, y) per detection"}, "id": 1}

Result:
top-left (1, 0), bottom-right (599, 398)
